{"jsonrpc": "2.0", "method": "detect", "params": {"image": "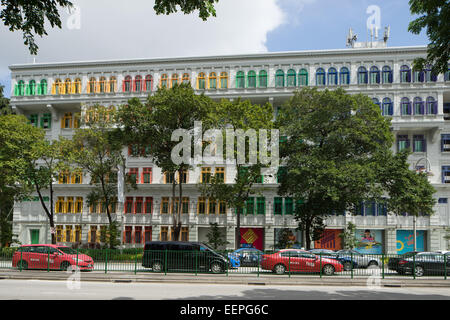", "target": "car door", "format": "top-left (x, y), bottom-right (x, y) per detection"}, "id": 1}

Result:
top-left (299, 252), bottom-right (318, 272)
top-left (31, 246), bottom-right (48, 269)
top-left (166, 243), bottom-right (181, 270)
